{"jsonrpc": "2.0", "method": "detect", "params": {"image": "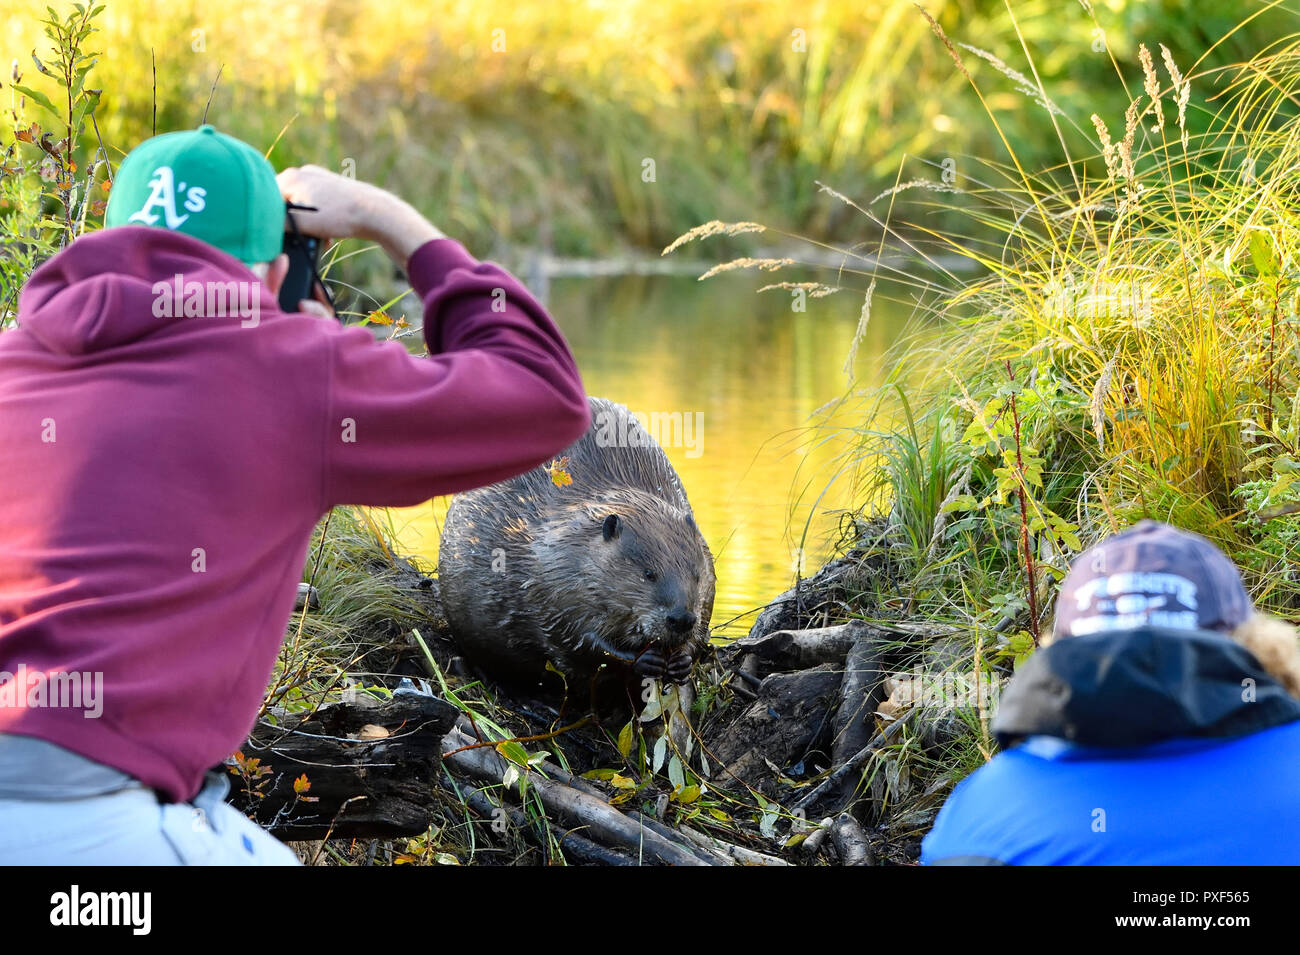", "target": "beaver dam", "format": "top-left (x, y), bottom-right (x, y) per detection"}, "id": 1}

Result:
top-left (236, 502), bottom-right (991, 866)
